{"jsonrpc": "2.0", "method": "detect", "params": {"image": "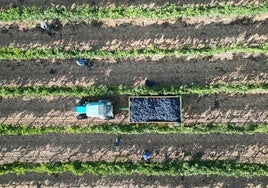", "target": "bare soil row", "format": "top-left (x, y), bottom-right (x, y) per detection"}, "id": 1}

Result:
top-left (0, 54), bottom-right (267, 87)
top-left (0, 173), bottom-right (267, 188)
top-left (1, 17), bottom-right (267, 50)
top-left (0, 133), bottom-right (267, 164)
top-left (0, 93), bottom-right (267, 126)
top-left (2, 14), bottom-right (268, 31)
top-left (0, 0), bottom-right (264, 9)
